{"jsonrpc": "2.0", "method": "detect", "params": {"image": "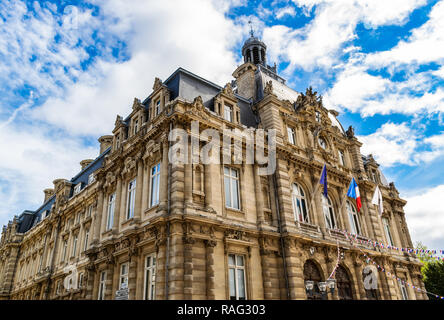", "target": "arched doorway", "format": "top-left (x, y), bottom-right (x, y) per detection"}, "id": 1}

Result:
top-left (303, 260), bottom-right (324, 300)
top-left (336, 265), bottom-right (353, 300)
